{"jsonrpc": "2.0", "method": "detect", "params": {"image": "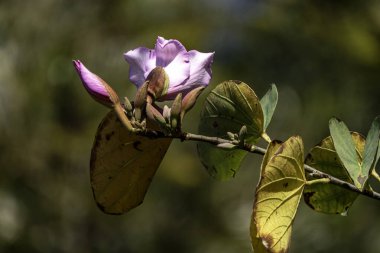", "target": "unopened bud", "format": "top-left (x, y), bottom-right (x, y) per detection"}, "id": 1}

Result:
top-left (73, 60), bottom-right (119, 107)
top-left (181, 86), bottom-right (205, 118)
top-left (239, 125), bottom-right (248, 142)
top-left (134, 81), bottom-right (149, 109)
top-left (163, 105), bottom-right (171, 123)
top-left (227, 132), bottom-right (236, 140)
top-left (134, 82), bottom-right (149, 122)
top-left (124, 96), bottom-right (132, 111)
top-left (216, 143), bottom-right (237, 150)
top-left (146, 103), bottom-right (166, 125)
top-left (146, 67), bottom-right (169, 100)
top-left (170, 93), bottom-right (182, 129)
